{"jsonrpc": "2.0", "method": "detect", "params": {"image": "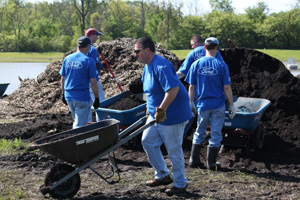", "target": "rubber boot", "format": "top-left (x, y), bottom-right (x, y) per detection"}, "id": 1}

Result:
top-left (207, 146), bottom-right (221, 171)
top-left (189, 144), bottom-right (202, 168)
